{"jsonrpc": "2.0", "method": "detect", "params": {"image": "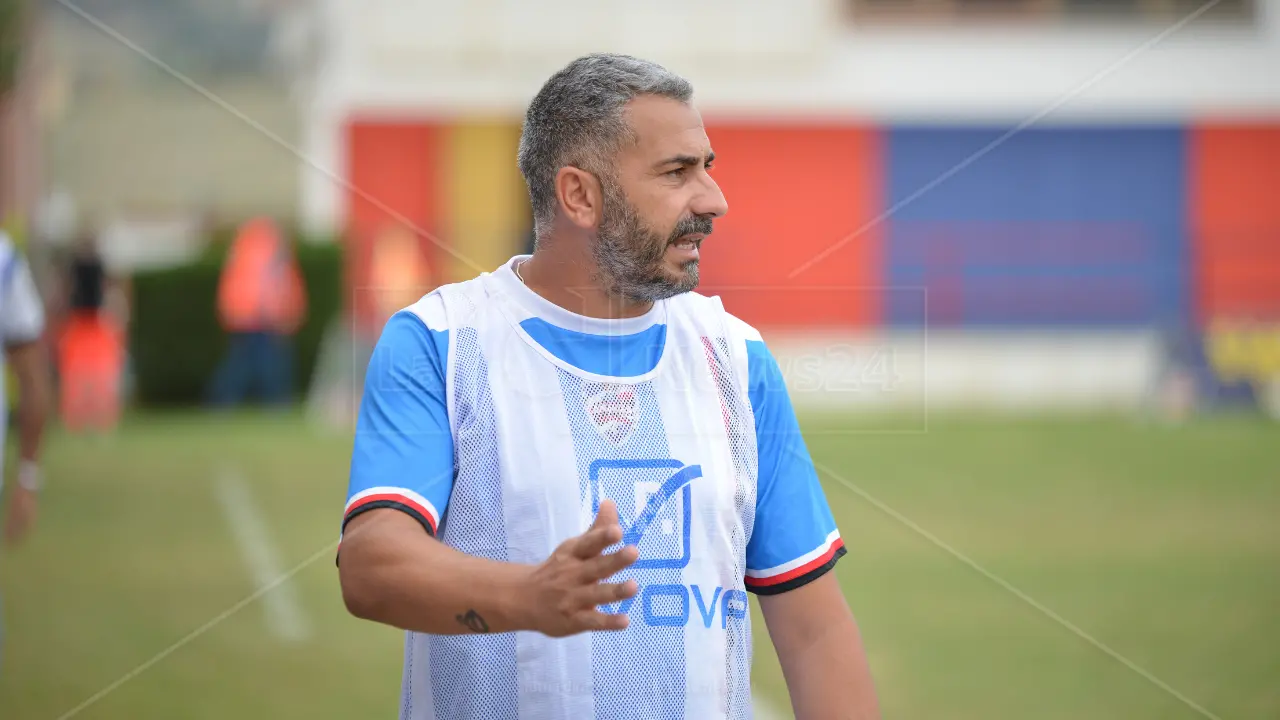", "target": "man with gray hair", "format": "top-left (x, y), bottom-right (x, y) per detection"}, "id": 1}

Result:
top-left (338, 53), bottom-right (880, 719)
